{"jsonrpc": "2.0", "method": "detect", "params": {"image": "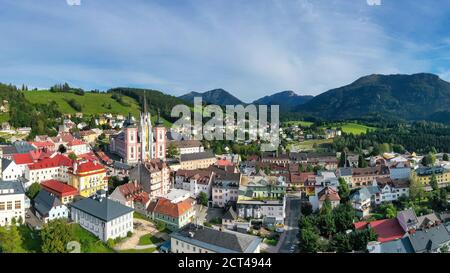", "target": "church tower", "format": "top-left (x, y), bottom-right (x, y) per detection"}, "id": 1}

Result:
top-left (153, 110), bottom-right (166, 160)
top-left (139, 93), bottom-right (153, 162)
